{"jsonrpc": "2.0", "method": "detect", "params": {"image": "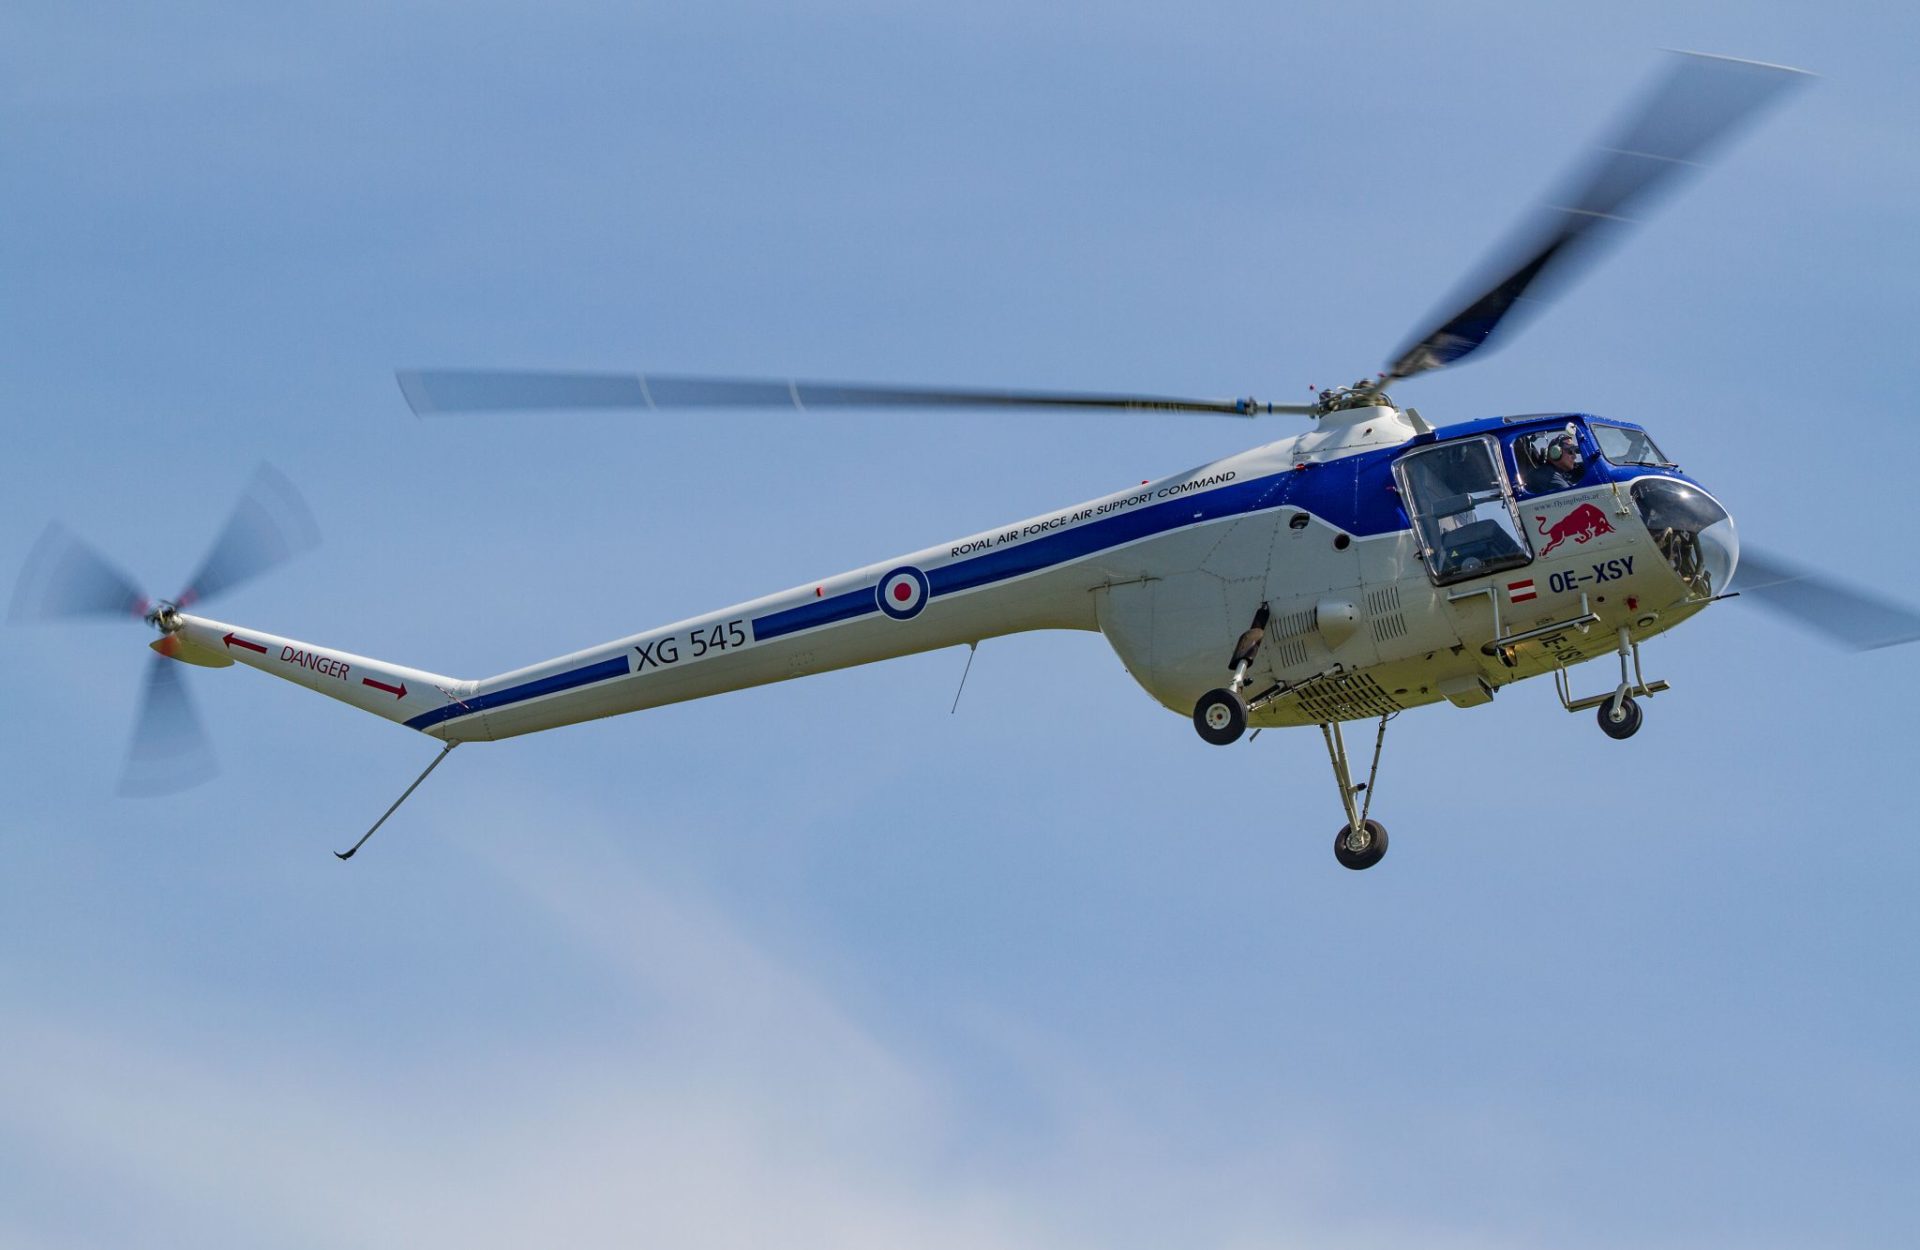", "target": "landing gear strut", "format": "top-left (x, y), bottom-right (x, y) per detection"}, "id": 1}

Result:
top-left (1191, 602), bottom-right (1269, 746)
top-left (1554, 626), bottom-right (1666, 741)
top-left (1322, 715), bottom-right (1393, 871)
